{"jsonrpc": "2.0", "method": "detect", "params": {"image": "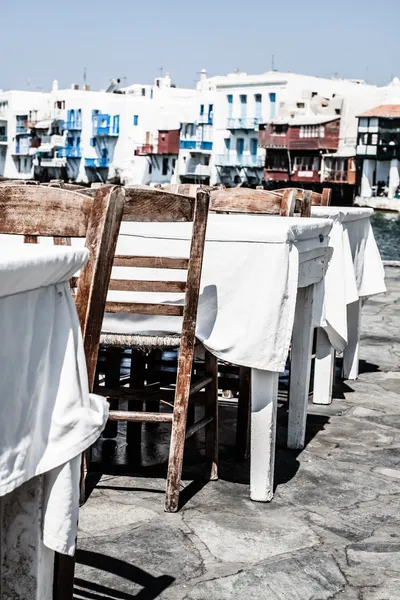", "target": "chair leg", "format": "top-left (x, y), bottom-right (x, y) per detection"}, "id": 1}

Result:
top-left (205, 350), bottom-right (218, 480)
top-left (236, 366), bottom-right (251, 460)
top-left (53, 553), bottom-right (75, 600)
top-left (165, 351), bottom-right (195, 512)
top-left (127, 350), bottom-right (146, 460)
top-left (102, 347), bottom-right (121, 438)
